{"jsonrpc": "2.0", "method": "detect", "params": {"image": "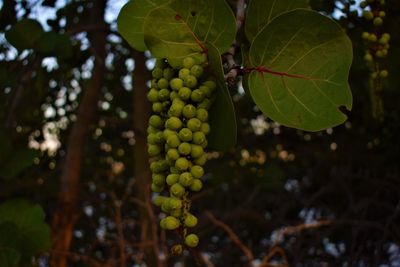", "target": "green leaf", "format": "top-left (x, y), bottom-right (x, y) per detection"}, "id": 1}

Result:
top-left (143, 0), bottom-right (236, 60)
top-left (37, 32), bottom-right (73, 59)
top-left (170, 0), bottom-right (236, 53)
top-left (0, 131), bottom-right (40, 180)
top-left (0, 200), bottom-right (51, 263)
top-left (207, 43), bottom-right (237, 151)
top-left (5, 19), bottom-right (44, 51)
top-left (247, 10), bottom-right (352, 132)
top-left (117, 0), bottom-right (171, 52)
top-left (245, 0), bottom-right (309, 43)
top-left (0, 223), bottom-right (21, 267)
top-left (144, 6), bottom-right (203, 60)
